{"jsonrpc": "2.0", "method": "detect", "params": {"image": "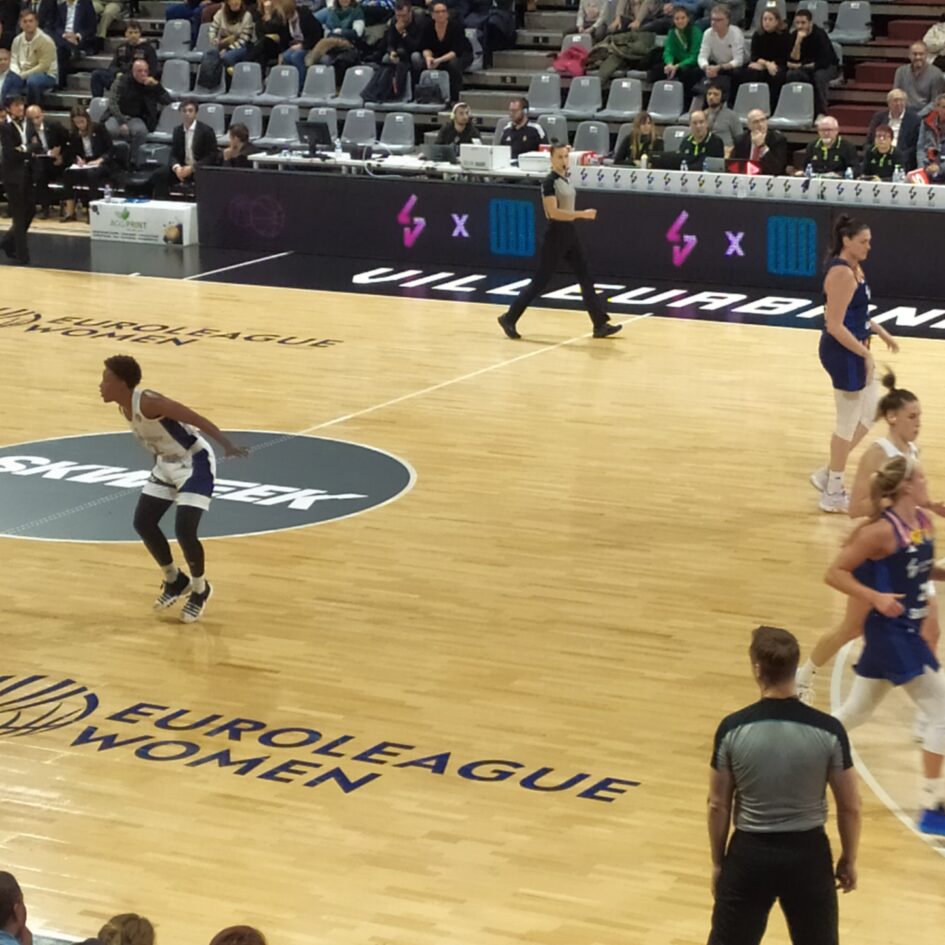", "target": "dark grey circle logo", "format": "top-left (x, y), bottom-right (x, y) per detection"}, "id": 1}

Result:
top-left (0, 675), bottom-right (99, 738)
top-left (0, 432), bottom-right (415, 542)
